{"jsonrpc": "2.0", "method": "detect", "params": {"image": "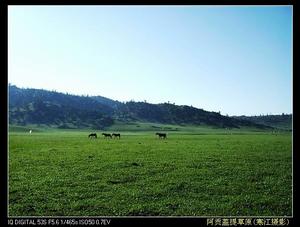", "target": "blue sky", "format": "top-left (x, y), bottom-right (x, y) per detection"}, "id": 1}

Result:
top-left (8, 6), bottom-right (292, 116)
